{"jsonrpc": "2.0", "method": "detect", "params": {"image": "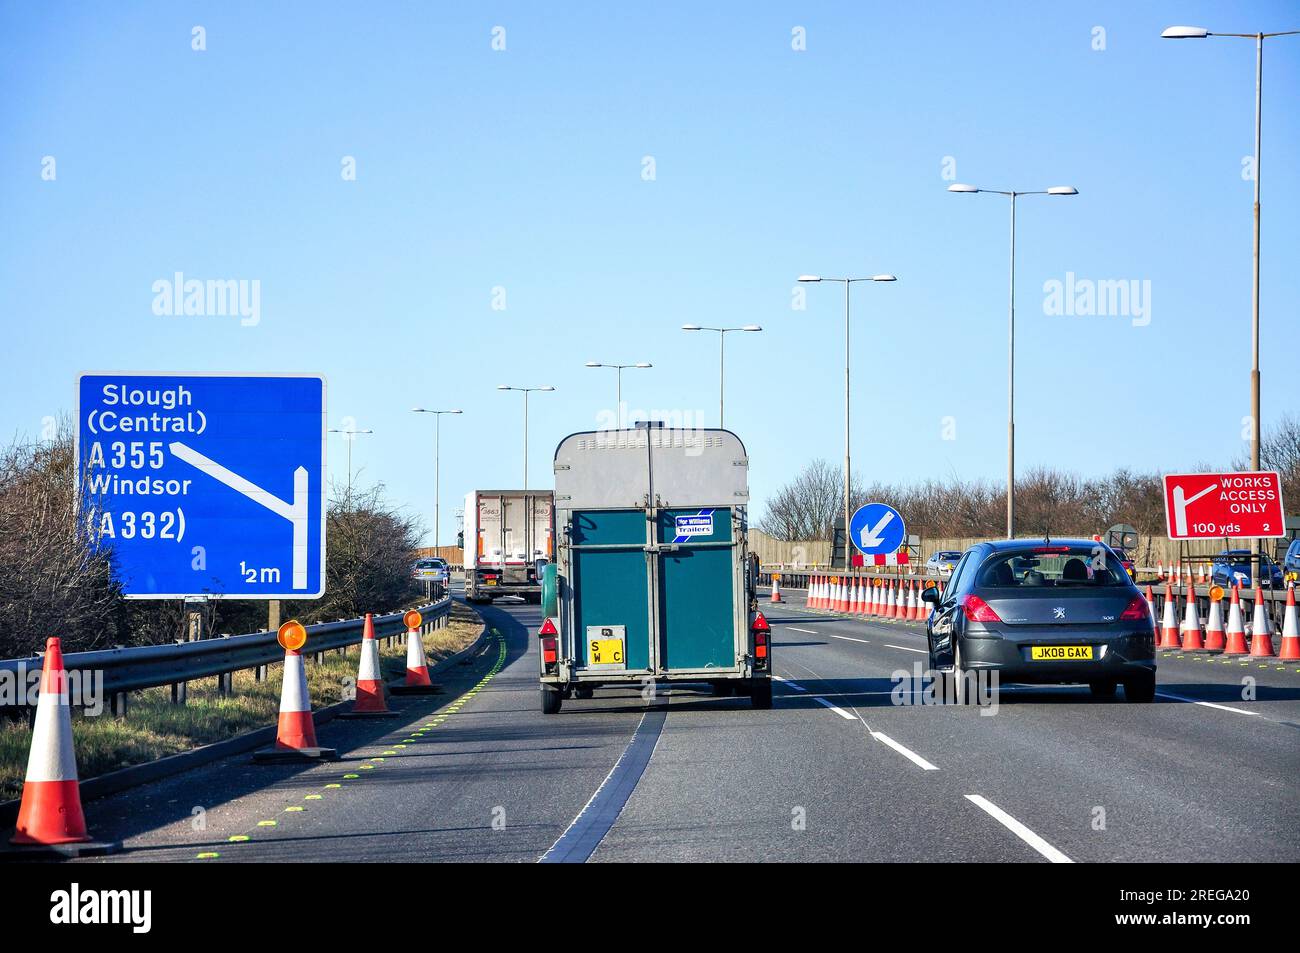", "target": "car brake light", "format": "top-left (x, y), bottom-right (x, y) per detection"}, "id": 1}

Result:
top-left (961, 594), bottom-right (1003, 623)
top-left (1119, 596), bottom-right (1148, 621)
